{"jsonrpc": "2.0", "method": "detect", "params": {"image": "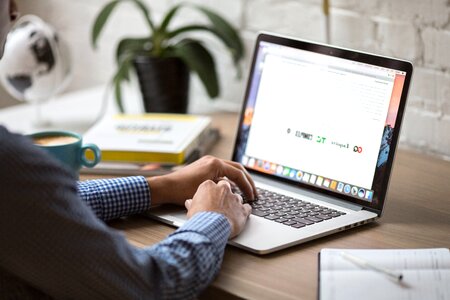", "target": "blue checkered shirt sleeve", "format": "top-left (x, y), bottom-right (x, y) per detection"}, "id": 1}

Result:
top-left (136, 211), bottom-right (231, 299)
top-left (77, 176), bottom-right (150, 221)
top-left (75, 176), bottom-right (231, 298)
